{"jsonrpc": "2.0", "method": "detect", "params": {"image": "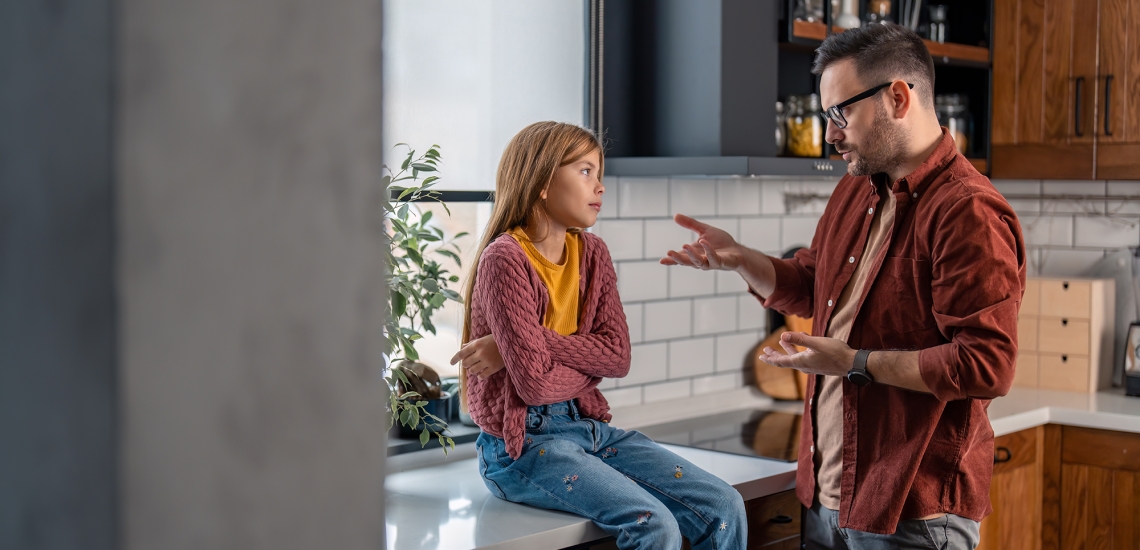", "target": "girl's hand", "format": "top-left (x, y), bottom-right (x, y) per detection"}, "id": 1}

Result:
top-left (449, 335), bottom-right (506, 380)
top-left (660, 214), bottom-right (744, 271)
